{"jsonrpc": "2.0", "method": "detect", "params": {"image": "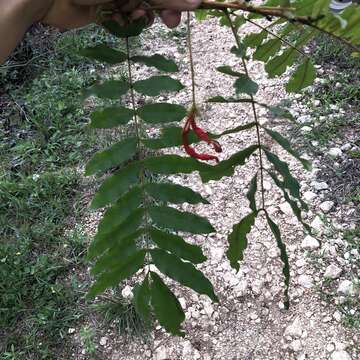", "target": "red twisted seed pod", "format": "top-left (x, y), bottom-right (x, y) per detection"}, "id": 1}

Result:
top-left (181, 109), bottom-right (220, 163)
